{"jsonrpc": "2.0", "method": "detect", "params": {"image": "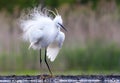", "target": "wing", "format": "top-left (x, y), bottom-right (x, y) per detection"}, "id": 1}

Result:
top-left (47, 31), bottom-right (65, 62)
